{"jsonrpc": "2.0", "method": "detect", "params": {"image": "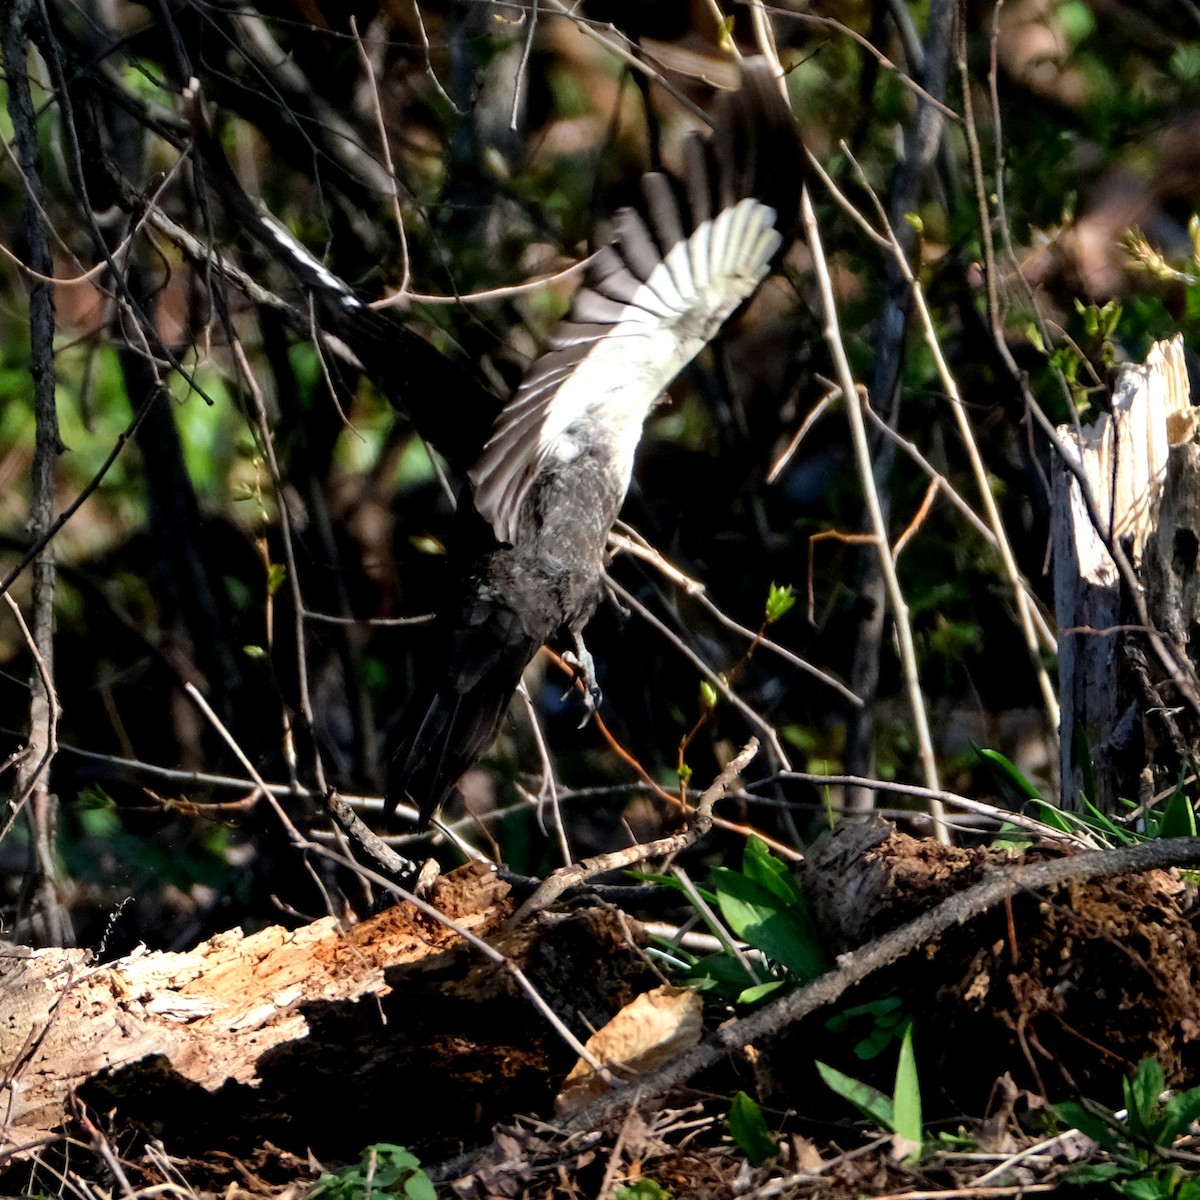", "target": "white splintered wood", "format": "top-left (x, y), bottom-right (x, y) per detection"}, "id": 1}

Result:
top-left (1052, 335), bottom-right (1194, 812)
top-left (471, 198), bottom-right (783, 545)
